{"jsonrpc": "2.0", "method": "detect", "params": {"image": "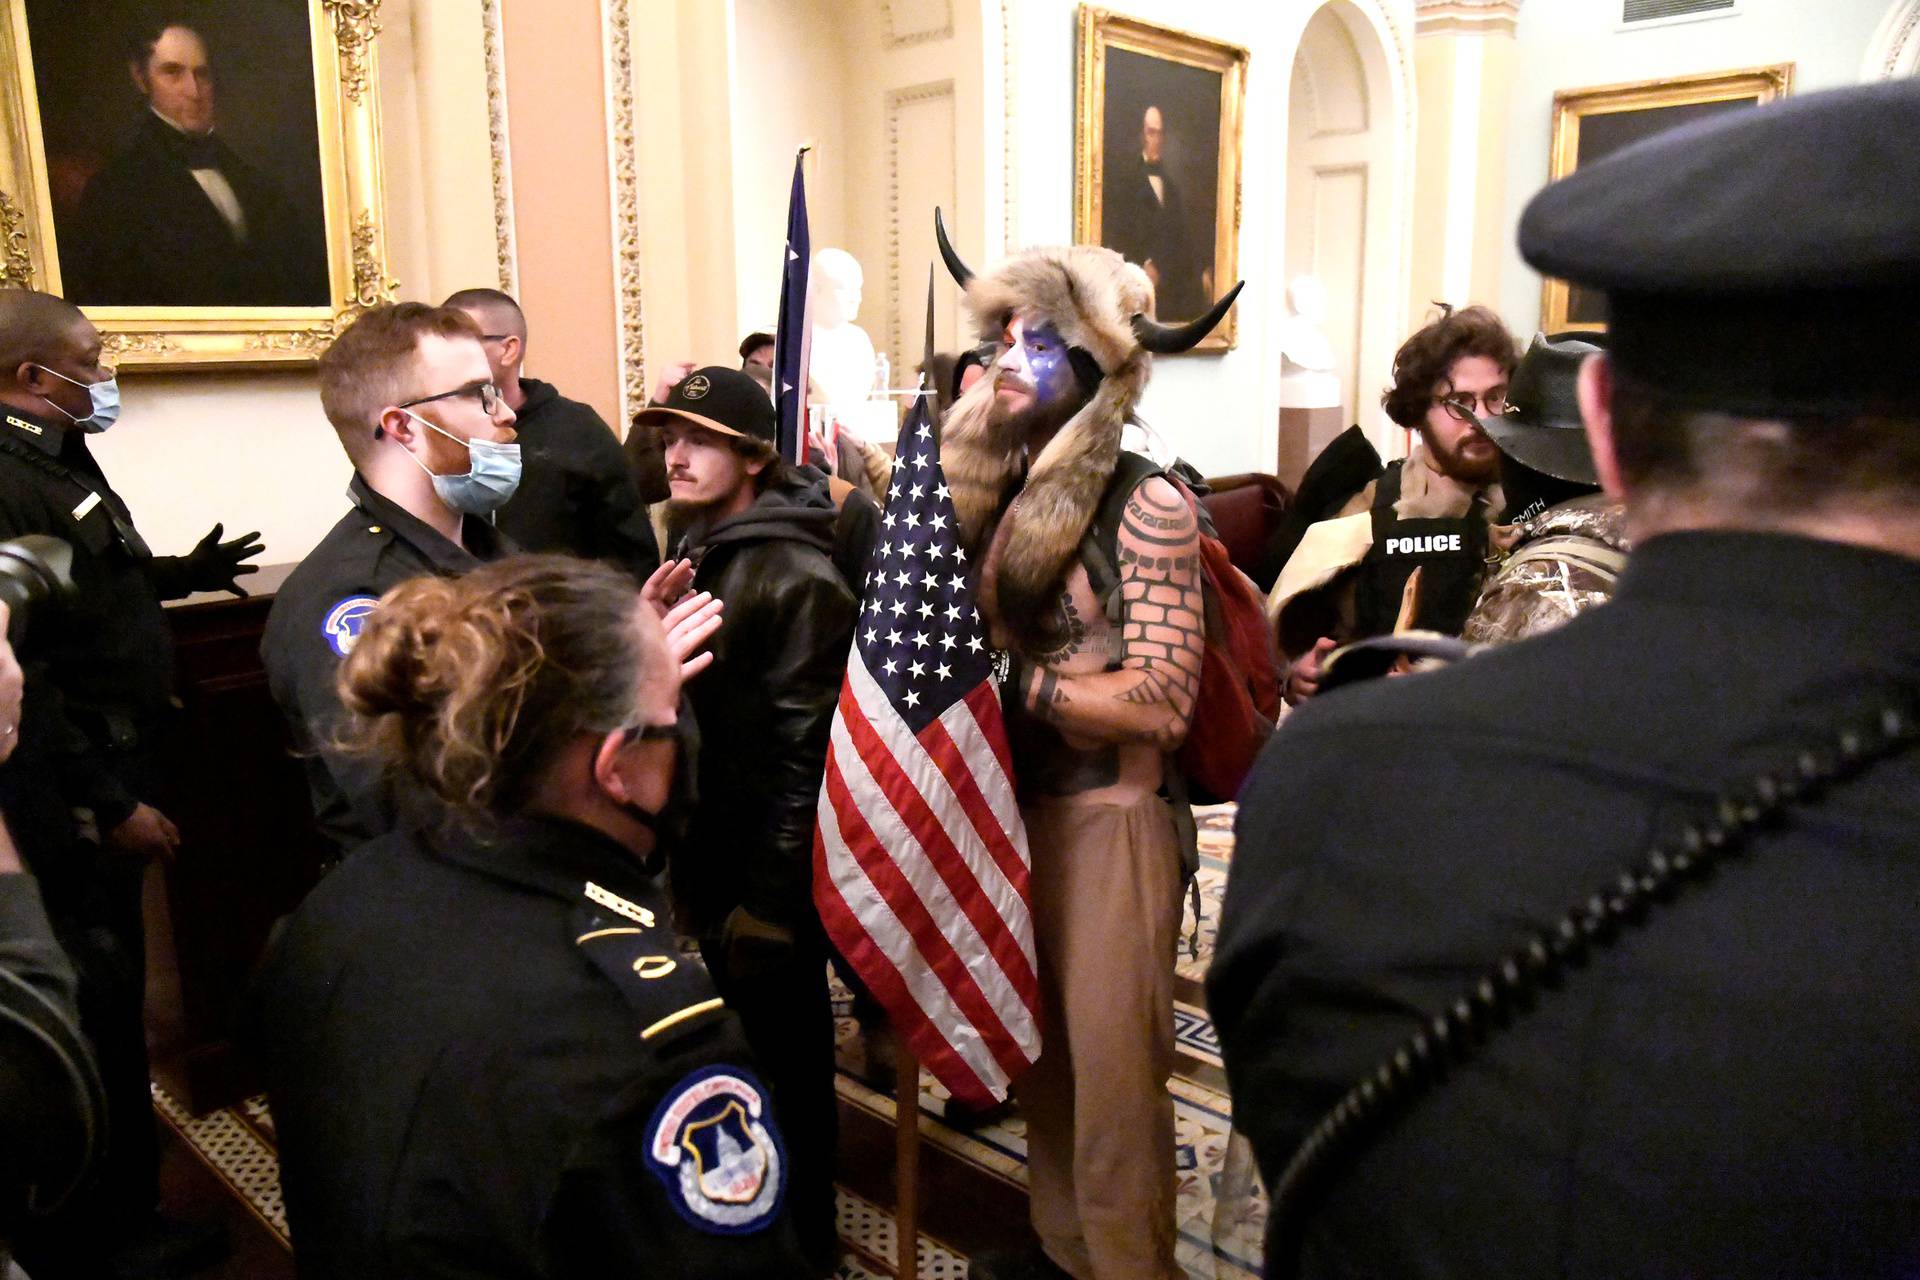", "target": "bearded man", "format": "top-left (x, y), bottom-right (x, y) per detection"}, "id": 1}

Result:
top-left (934, 214), bottom-right (1238, 1280)
top-left (1262, 304), bottom-right (1518, 702)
